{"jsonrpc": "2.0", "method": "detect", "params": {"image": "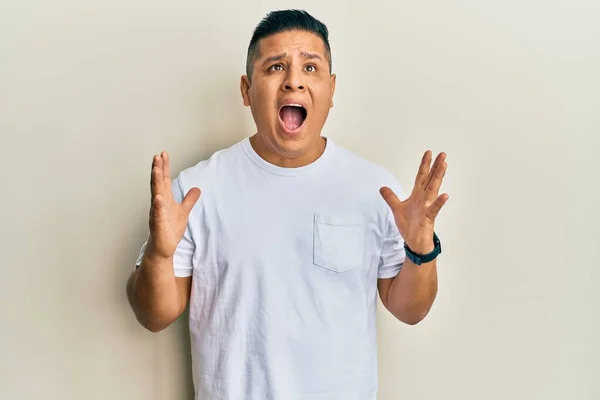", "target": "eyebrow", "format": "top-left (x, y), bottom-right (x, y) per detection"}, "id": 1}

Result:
top-left (262, 52), bottom-right (287, 66)
top-left (300, 51), bottom-right (323, 61)
top-left (261, 51), bottom-right (323, 66)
